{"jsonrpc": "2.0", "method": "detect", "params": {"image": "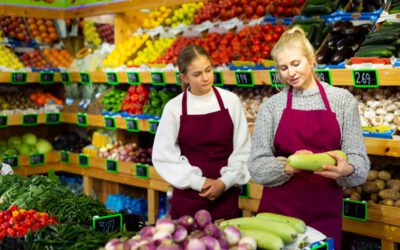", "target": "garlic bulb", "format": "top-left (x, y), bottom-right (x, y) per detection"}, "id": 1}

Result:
top-left (371, 116), bottom-right (384, 126)
top-left (364, 108), bottom-right (376, 120)
top-left (384, 113), bottom-right (394, 123)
